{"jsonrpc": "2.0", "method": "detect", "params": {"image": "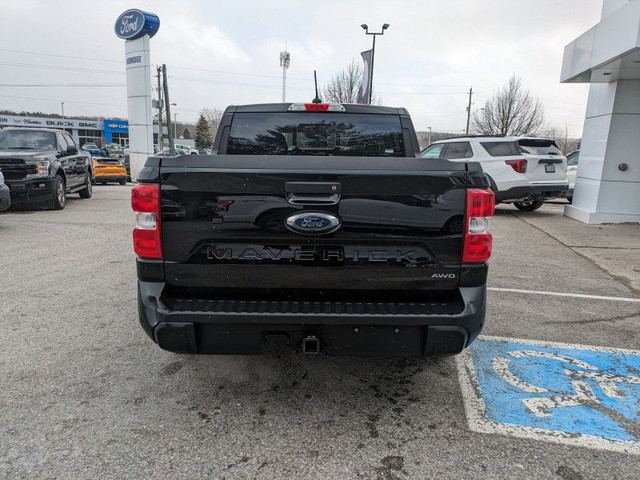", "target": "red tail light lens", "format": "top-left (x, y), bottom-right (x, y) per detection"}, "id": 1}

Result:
top-left (132, 184), bottom-right (162, 259)
top-left (463, 188), bottom-right (495, 263)
top-left (304, 103), bottom-right (329, 112)
top-left (505, 159), bottom-right (527, 173)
